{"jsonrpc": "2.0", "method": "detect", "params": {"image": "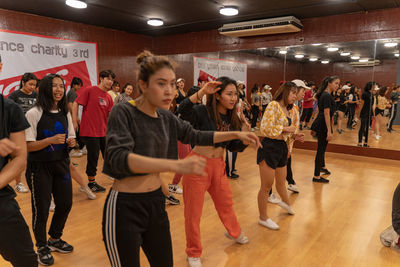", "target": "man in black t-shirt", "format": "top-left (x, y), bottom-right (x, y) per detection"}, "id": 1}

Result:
top-left (8, 88), bottom-right (37, 114)
top-left (0, 94), bottom-right (37, 267)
